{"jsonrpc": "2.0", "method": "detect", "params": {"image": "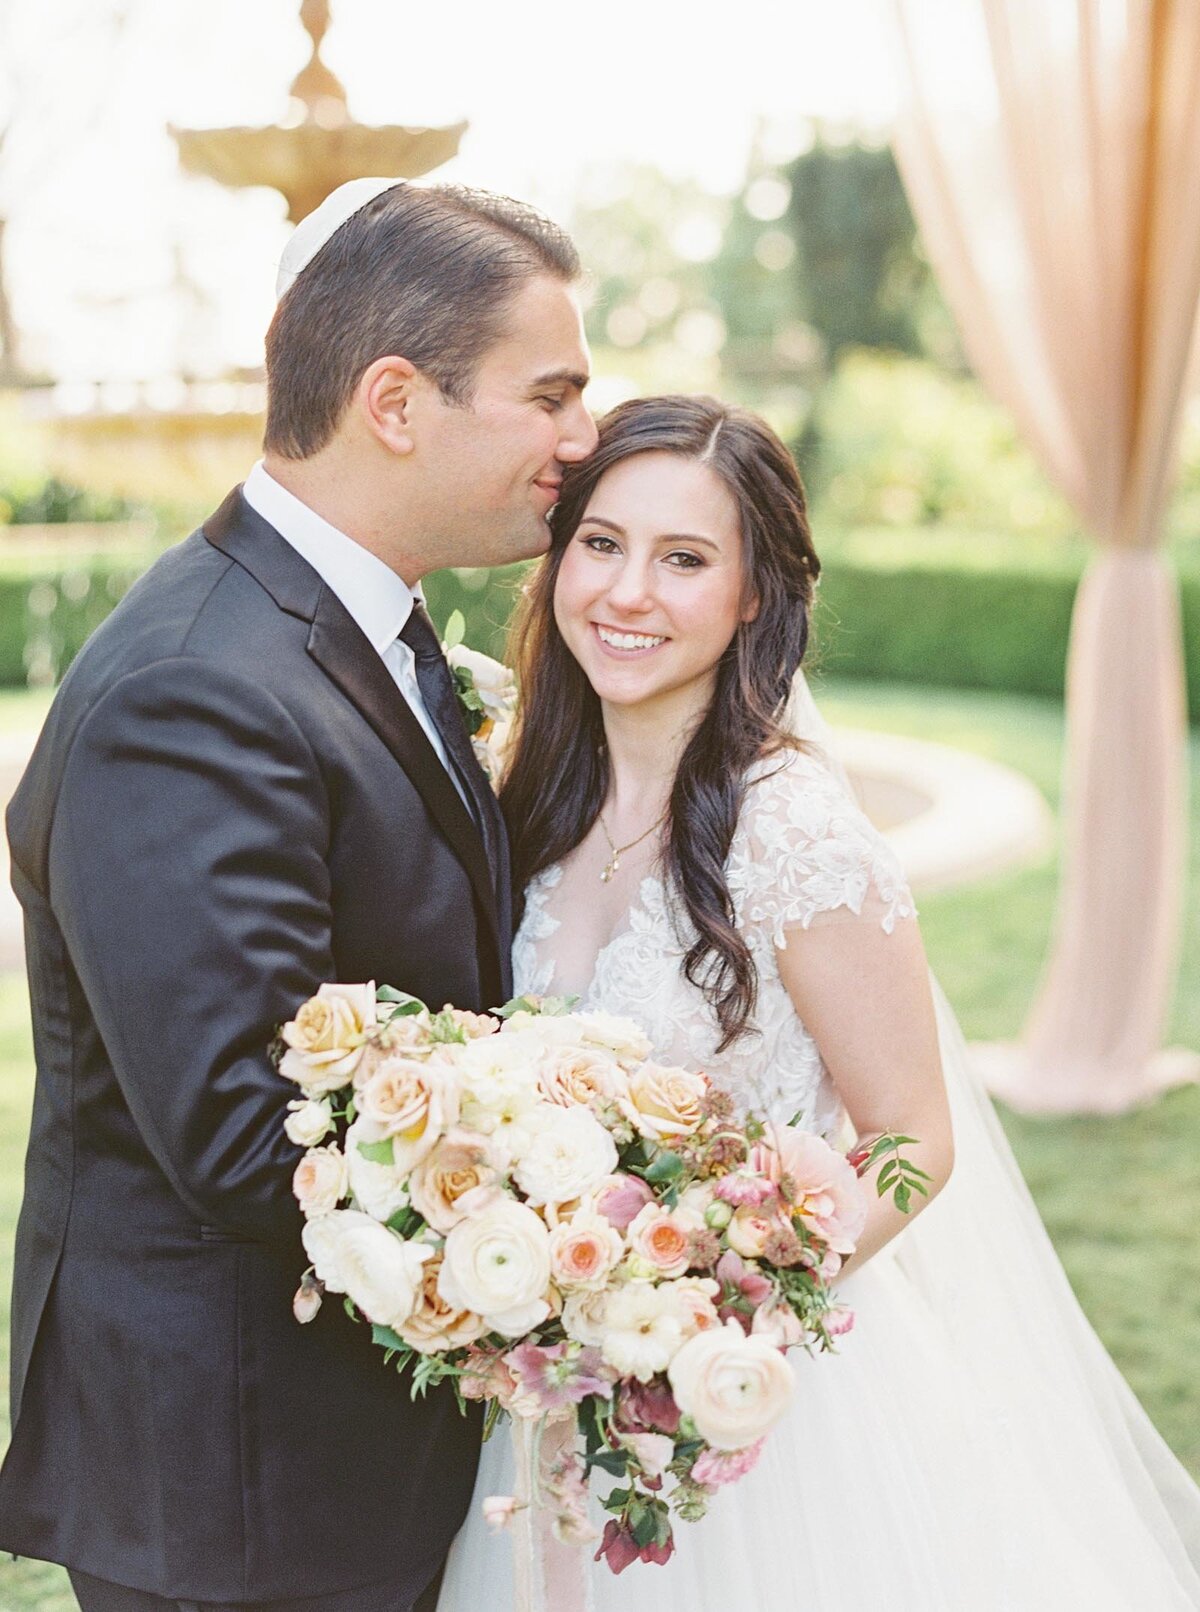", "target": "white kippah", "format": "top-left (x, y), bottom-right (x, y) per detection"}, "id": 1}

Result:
top-left (275, 176), bottom-right (402, 301)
